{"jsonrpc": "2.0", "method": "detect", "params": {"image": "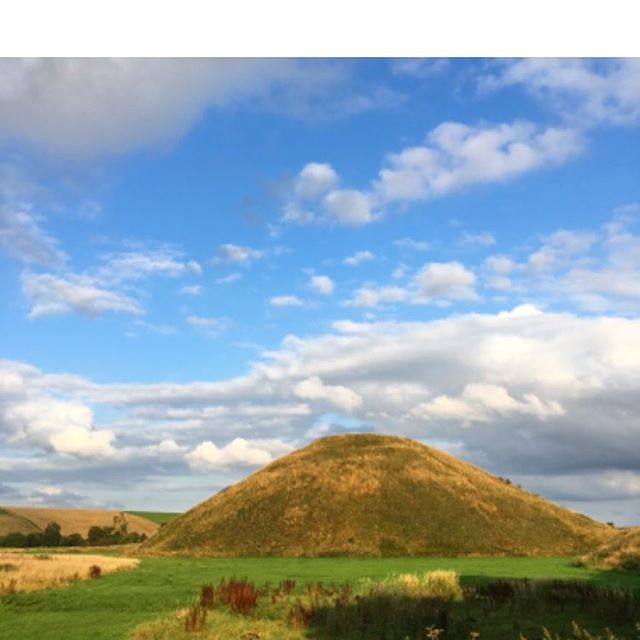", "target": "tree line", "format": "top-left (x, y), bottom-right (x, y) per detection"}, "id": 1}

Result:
top-left (0, 513), bottom-right (147, 548)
